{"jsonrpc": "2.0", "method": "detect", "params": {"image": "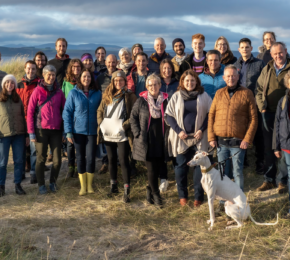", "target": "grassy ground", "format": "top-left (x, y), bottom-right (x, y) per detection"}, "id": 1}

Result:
top-left (0, 148), bottom-right (289, 260)
top-left (0, 55), bottom-right (28, 82)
